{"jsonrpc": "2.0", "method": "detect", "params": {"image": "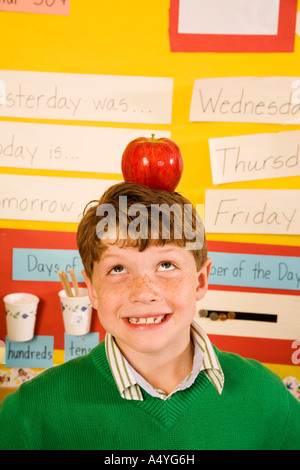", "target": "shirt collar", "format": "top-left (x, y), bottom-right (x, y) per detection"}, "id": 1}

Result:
top-left (105, 320), bottom-right (224, 401)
